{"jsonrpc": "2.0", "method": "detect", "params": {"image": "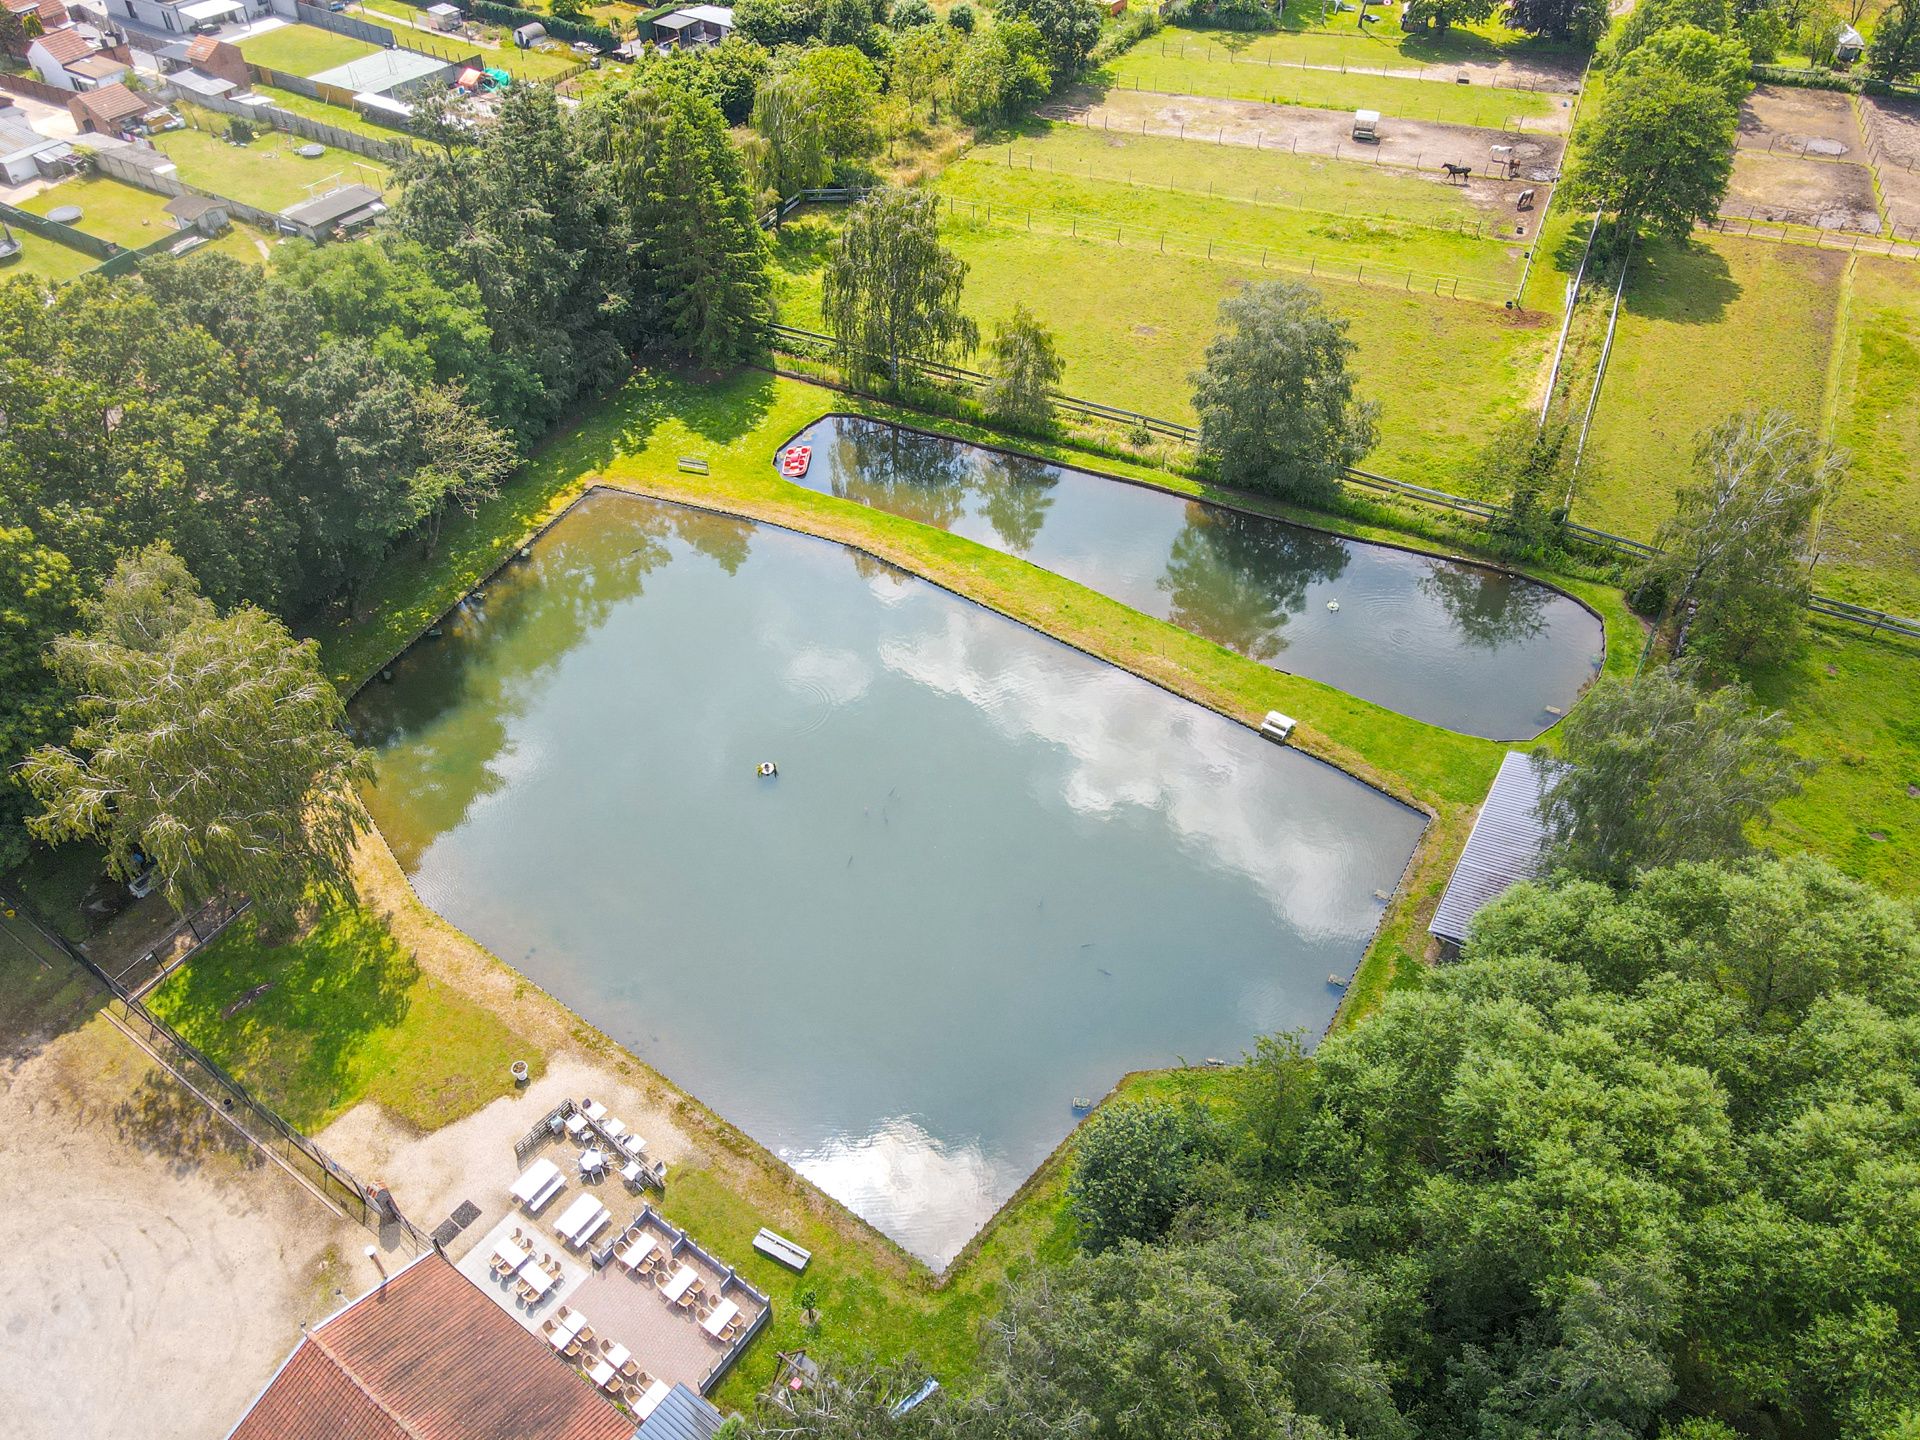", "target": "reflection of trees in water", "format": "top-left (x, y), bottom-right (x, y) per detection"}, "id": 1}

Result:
top-left (1157, 507), bottom-right (1349, 662)
top-left (975, 453), bottom-right (1058, 555)
top-left (1417, 562), bottom-right (1552, 650)
top-left (352, 497), bottom-right (748, 862)
top-left (828, 420), bottom-right (969, 531)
